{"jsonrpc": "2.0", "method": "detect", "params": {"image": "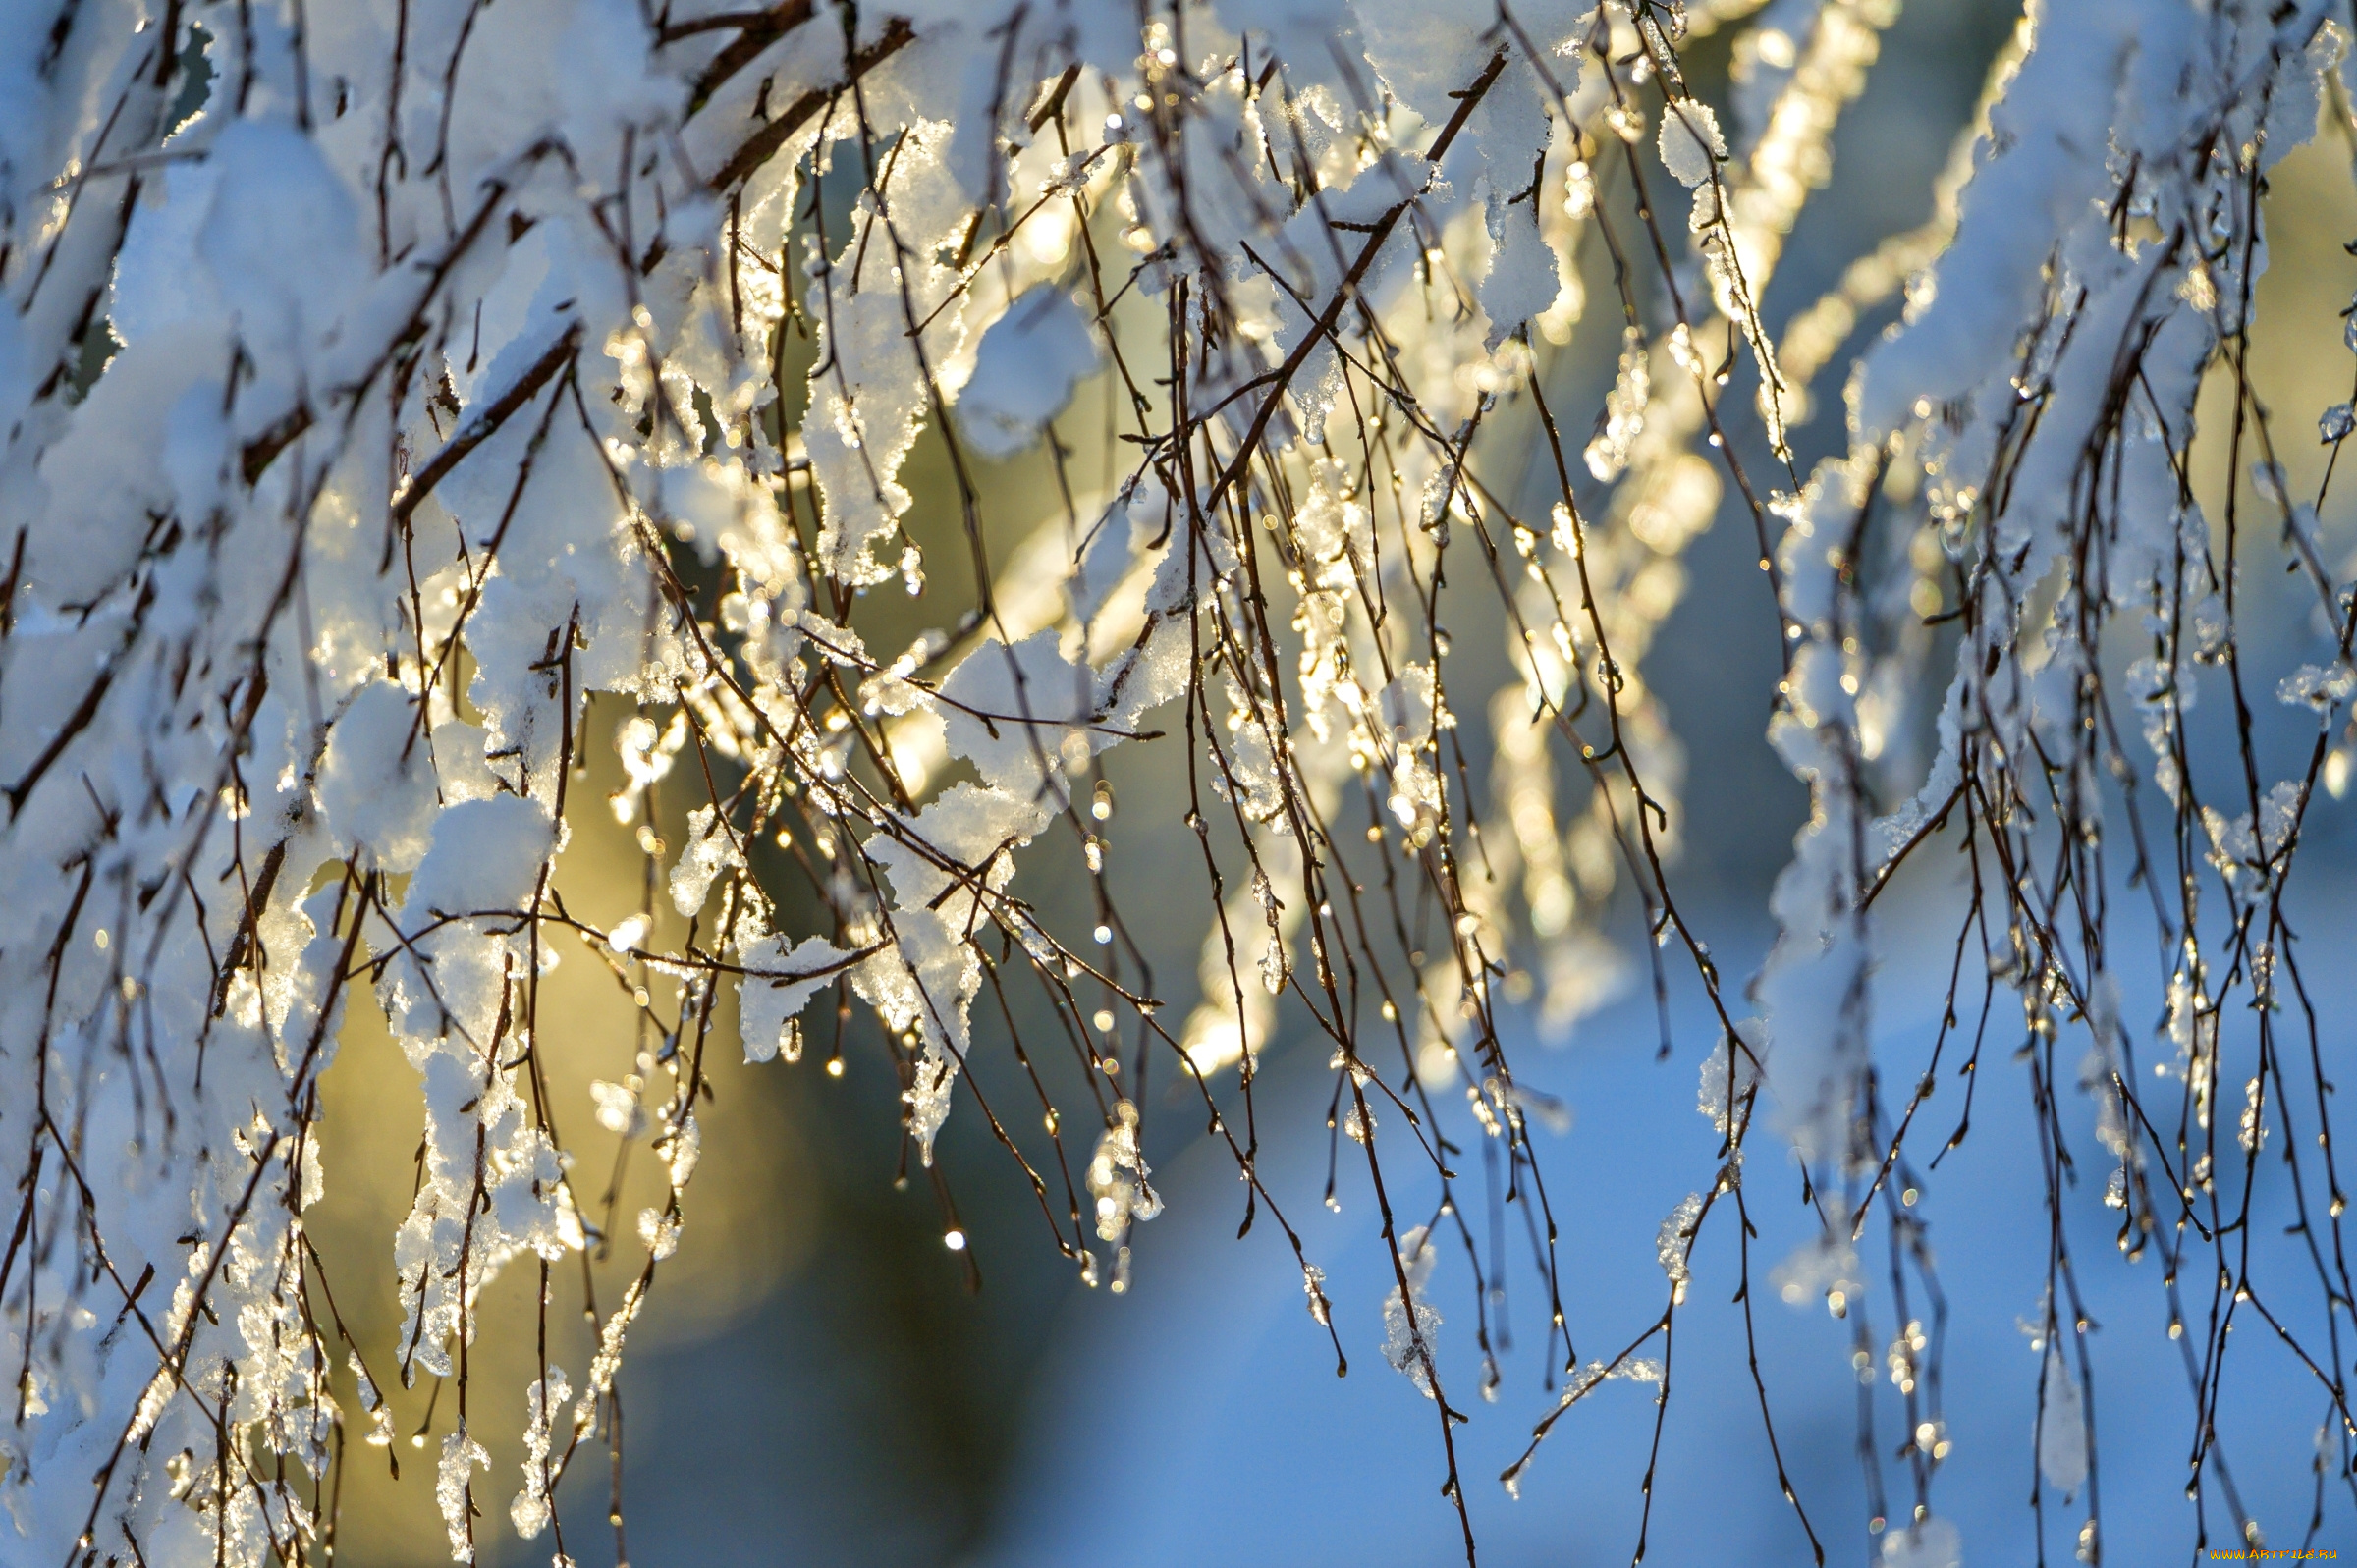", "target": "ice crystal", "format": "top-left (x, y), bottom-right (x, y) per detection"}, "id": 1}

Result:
top-left (1584, 327), bottom-right (1652, 482)
top-left (1656, 1193), bottom-right (1704, 1286)
top-left (1381, 1226), bottom-right (1445, 1397)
